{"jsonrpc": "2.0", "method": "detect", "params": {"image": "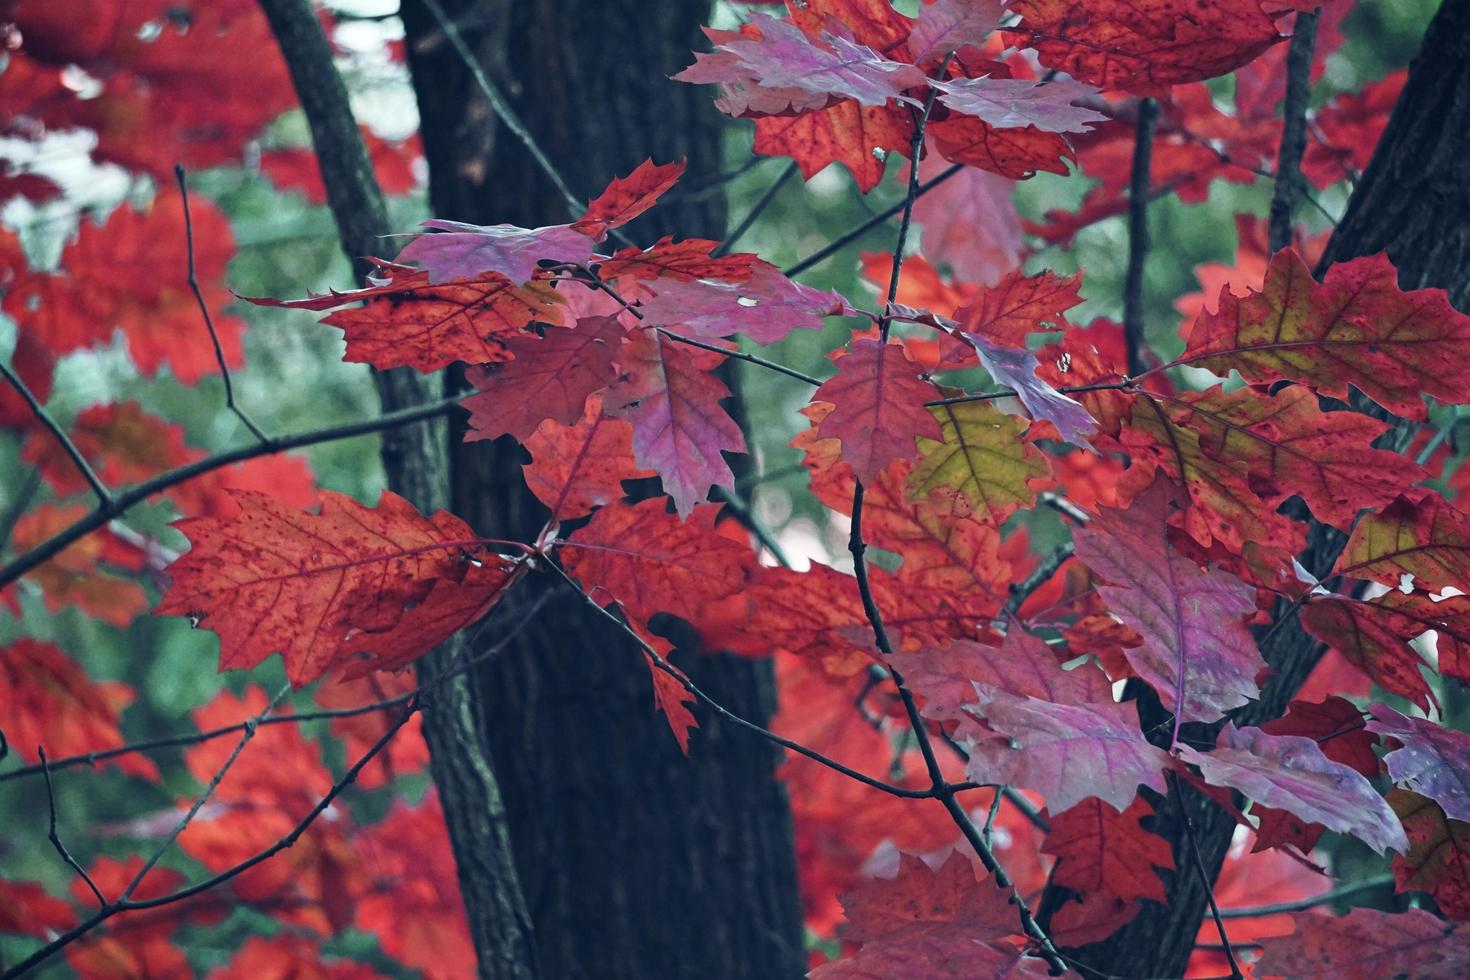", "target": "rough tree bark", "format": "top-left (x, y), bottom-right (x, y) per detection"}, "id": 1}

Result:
top-left (1068, 2), bottom-right (1470, 975)
top-left (258, 1), bottom-right (538, 976)
top-left (397, 2), bottom-right (806, 978)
